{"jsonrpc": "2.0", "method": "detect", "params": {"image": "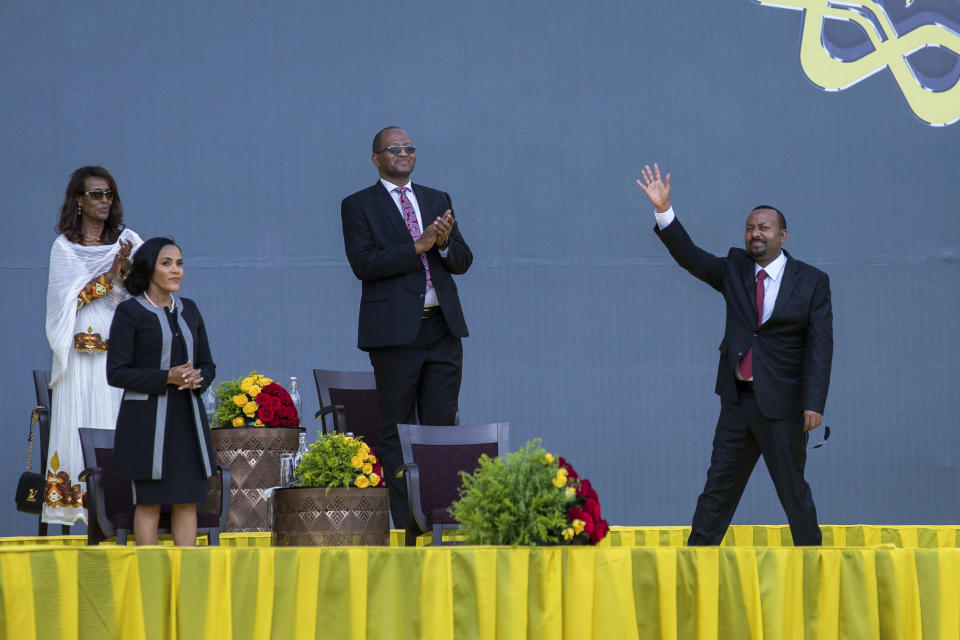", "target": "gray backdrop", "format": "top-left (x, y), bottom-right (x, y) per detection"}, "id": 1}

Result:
top-left (2, 0), bottom-right (958, 536)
